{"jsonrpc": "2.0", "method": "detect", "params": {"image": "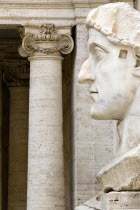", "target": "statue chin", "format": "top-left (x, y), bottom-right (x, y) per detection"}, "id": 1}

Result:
top-left (90, 104), bottom-right (123, 121)
top-left (90, 109), bottom-right (111, 120)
